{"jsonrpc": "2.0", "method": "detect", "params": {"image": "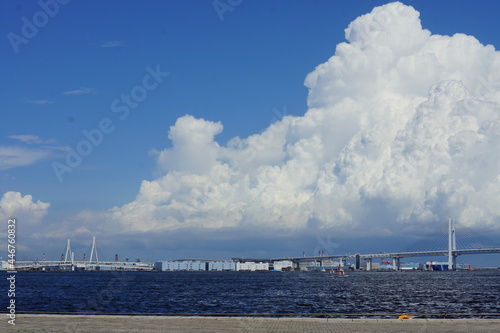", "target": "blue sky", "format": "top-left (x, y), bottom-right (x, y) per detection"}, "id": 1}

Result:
top-left (1, 1), bottom-right (500, 265)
